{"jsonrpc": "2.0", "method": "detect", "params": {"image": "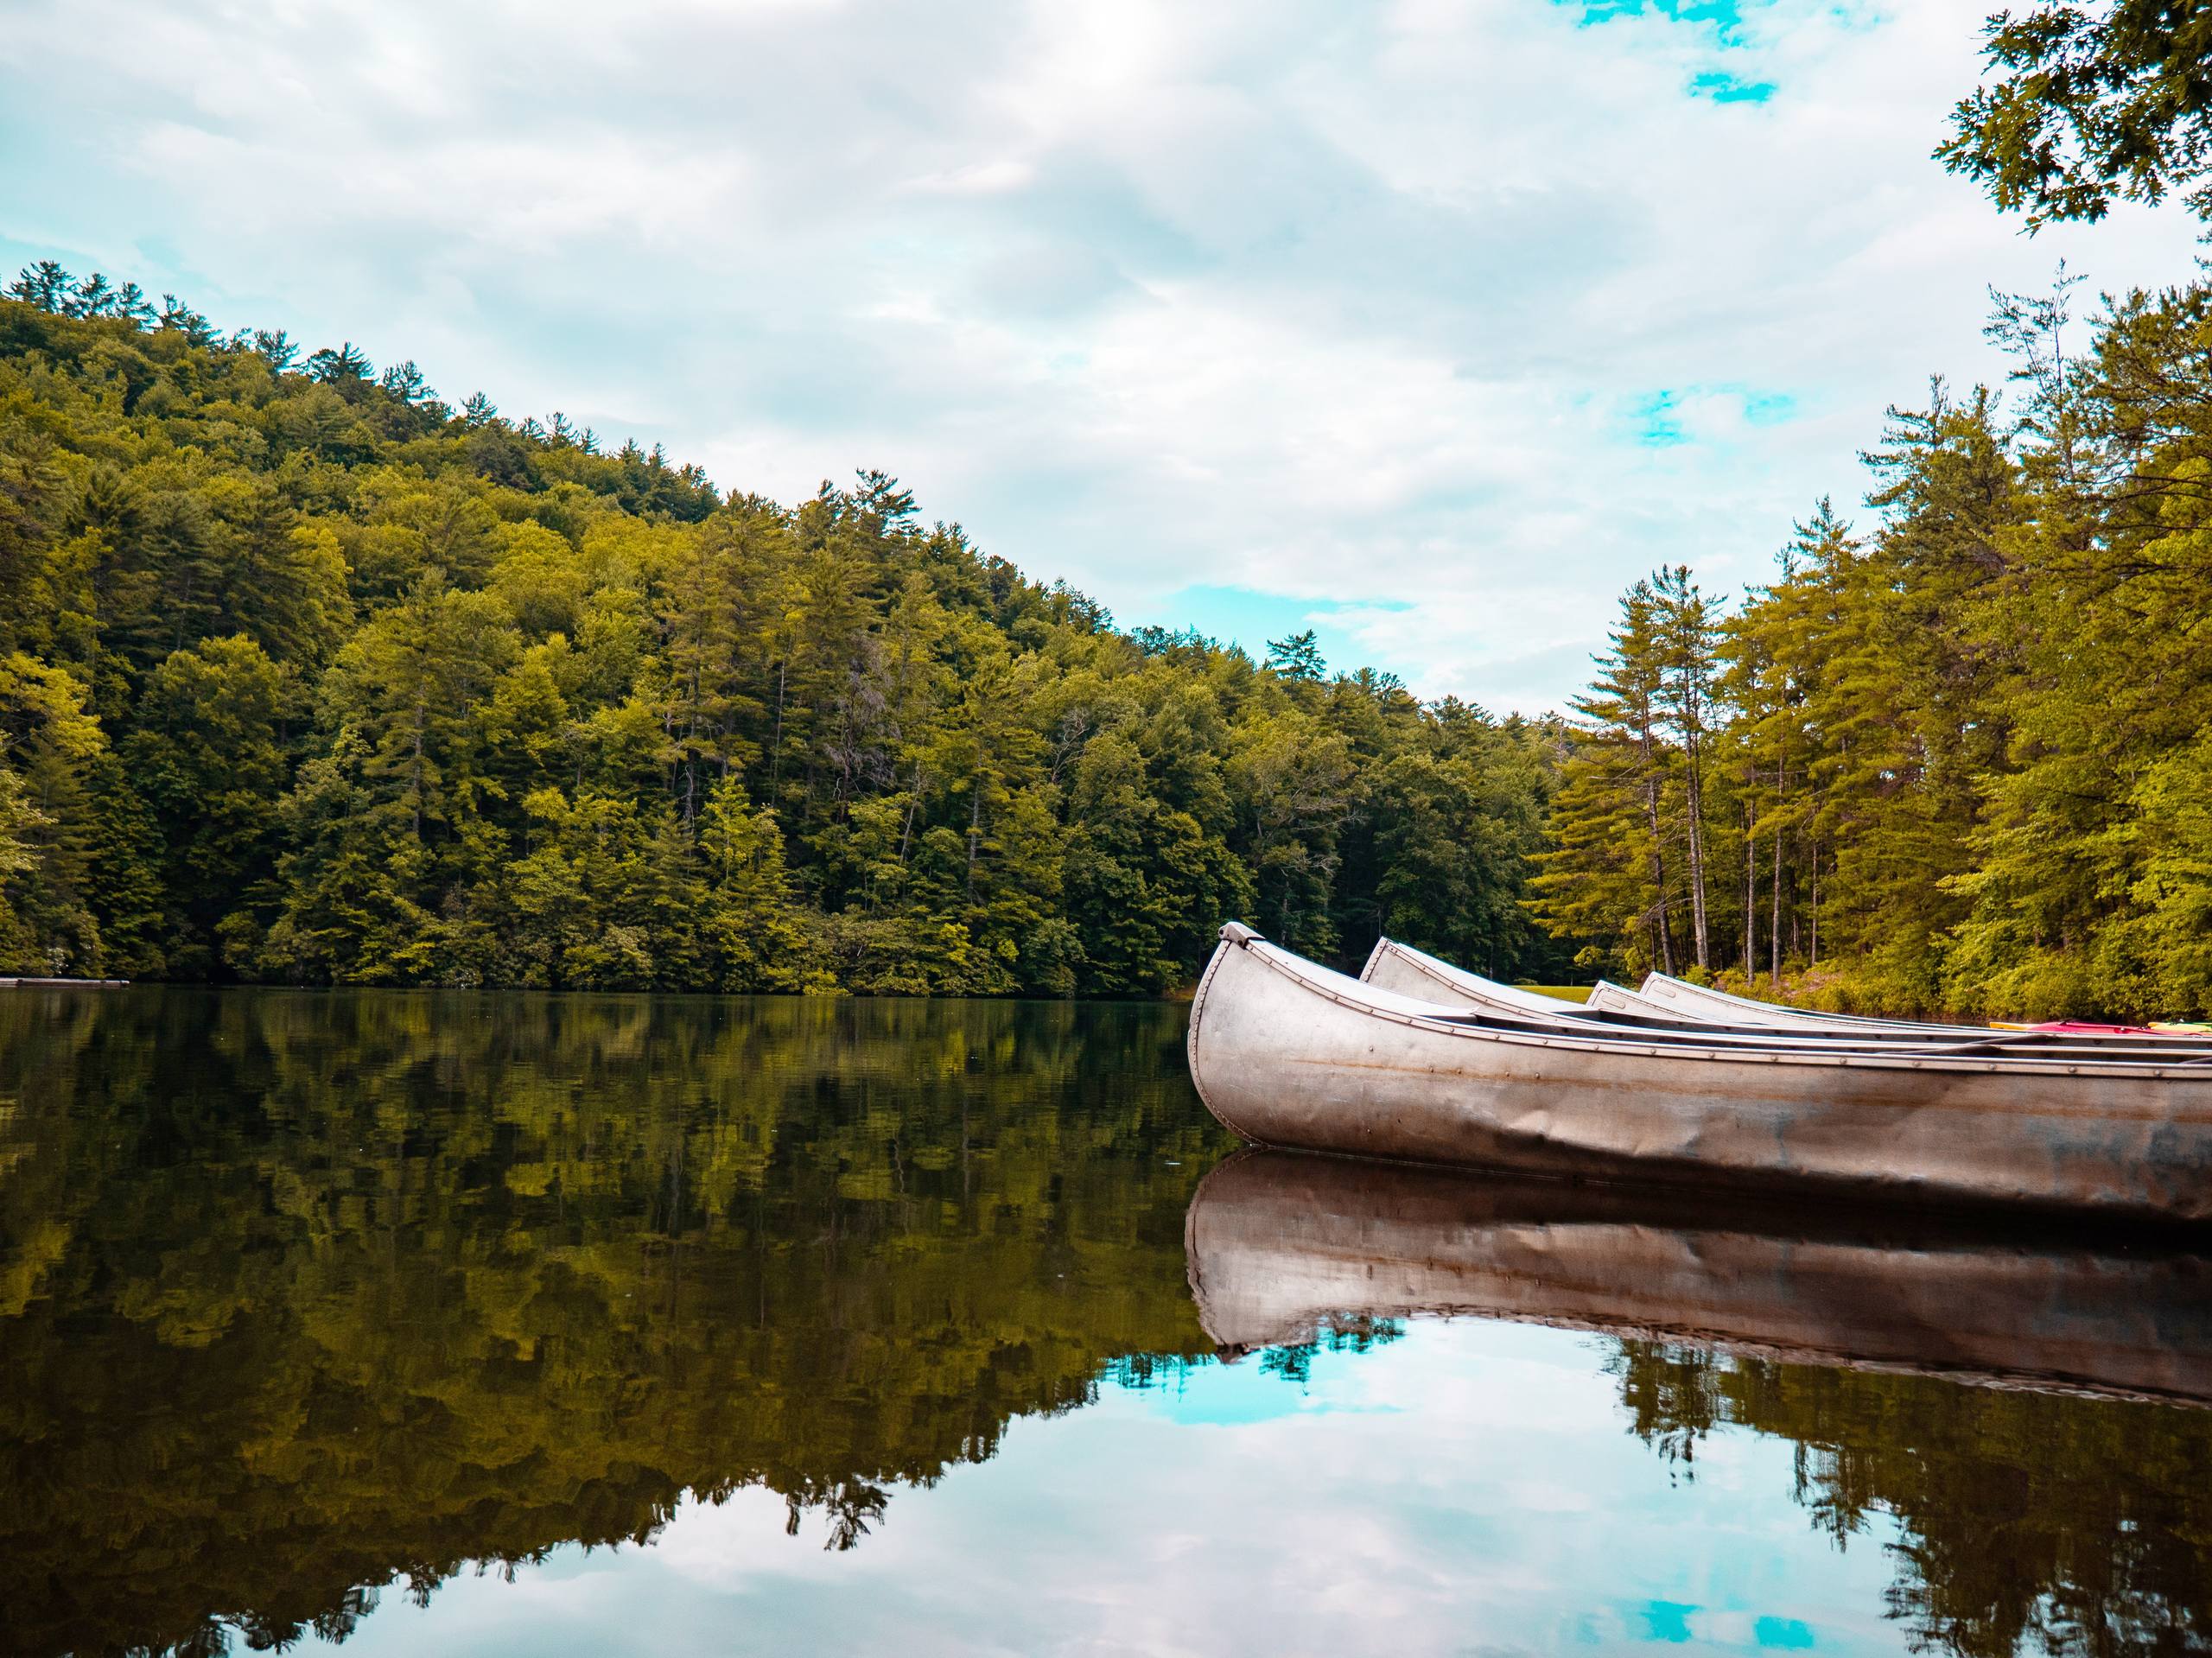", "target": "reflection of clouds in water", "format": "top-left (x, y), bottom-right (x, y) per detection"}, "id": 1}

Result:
top-left (309, 1320), bottom-right (1910, 1656)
